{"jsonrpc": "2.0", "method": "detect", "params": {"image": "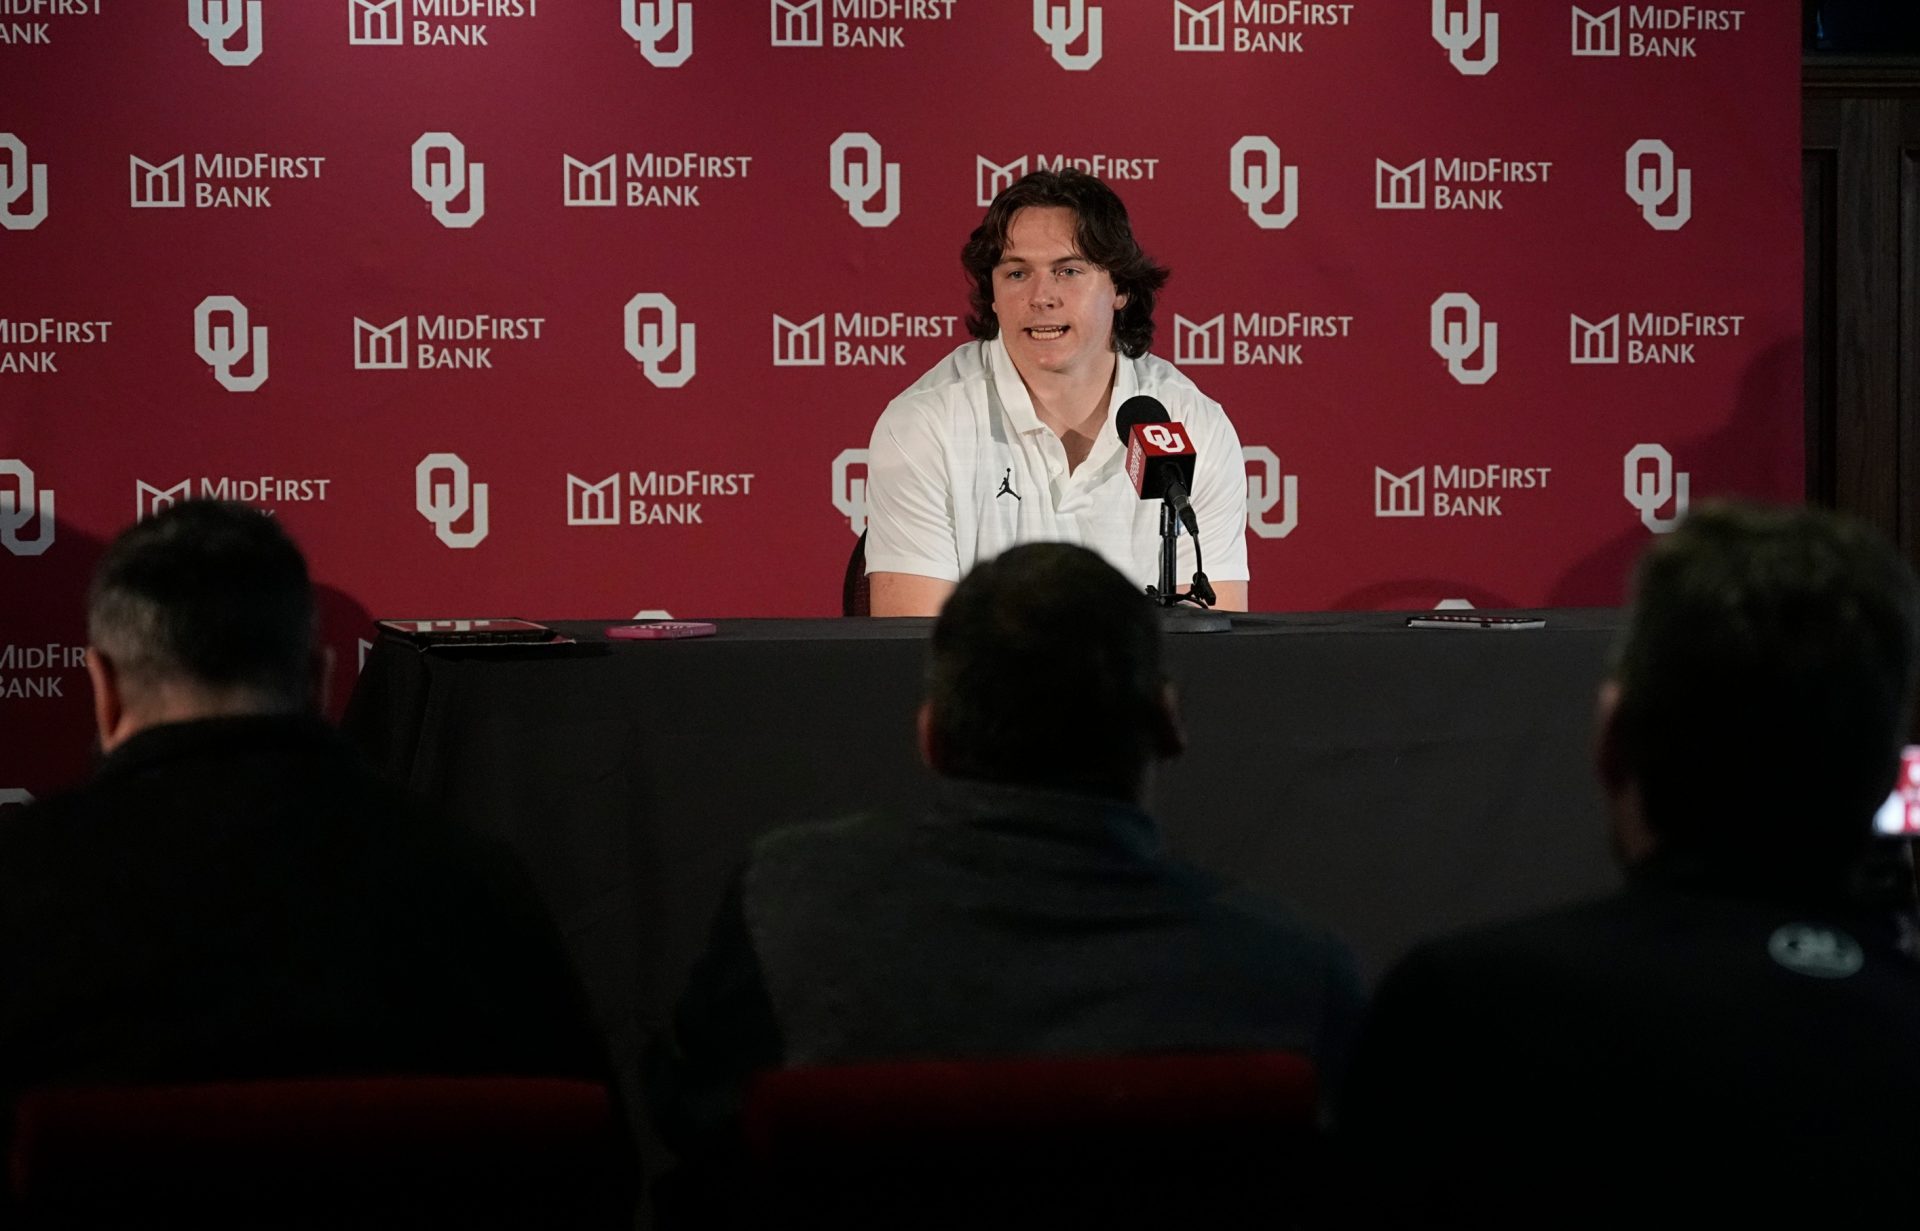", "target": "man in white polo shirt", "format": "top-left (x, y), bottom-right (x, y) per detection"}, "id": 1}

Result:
top-left (863, 170), bottom-right (1250, 617)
